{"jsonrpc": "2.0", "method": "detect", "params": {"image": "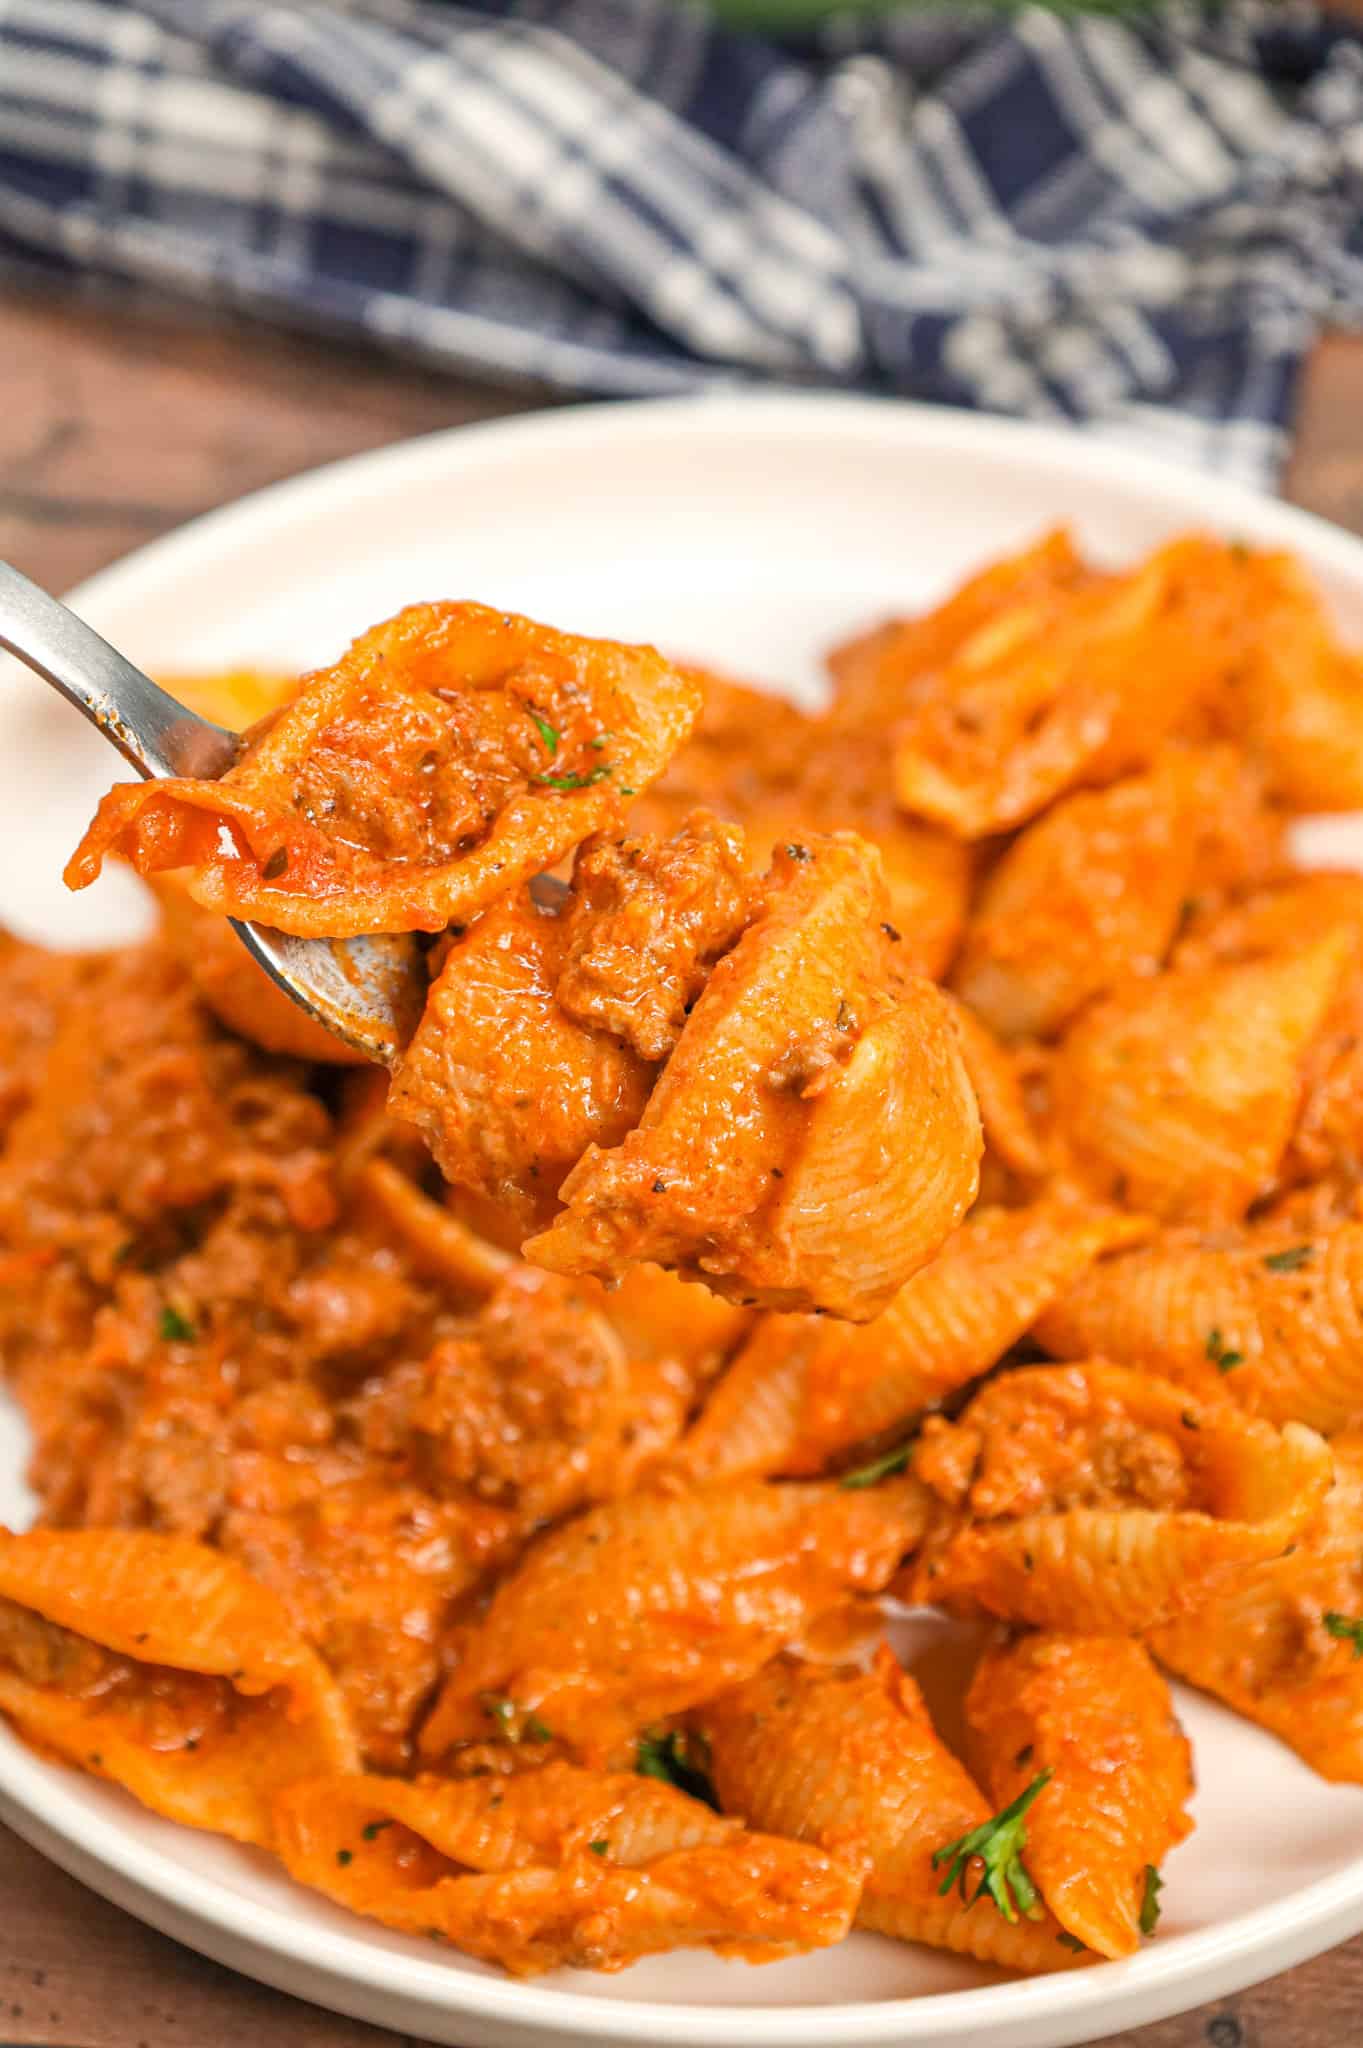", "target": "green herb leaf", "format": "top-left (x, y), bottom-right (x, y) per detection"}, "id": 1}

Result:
top-left (1325, 1611), bottom-right (1363, 1657)
top-left (336, 1848), bottom-right (353, 1868)
top-left (1263, 1244), bottom-right (1313, 1273)
top-left (1056, 1931), bottom-right (1087, 1953)
top-left (474, 1687), bottom-right (548, 1736)
top-left (932, 1769), bottom-right (1052, 1923)
top-left (361, 1819), bottom-right (393, 1841)
top-left (840, 1441), bottom-right (912, 1489)
top-left (158, 1305), bottom-right (196, 1343)
top-left (1204, 1327), bottom-right (1243, 1374)
top-left (479, 1693), bottom-right (552, 1745)
top-left (588, 1839), bottom-right (609, 1856)
top-left (1139, 1864), bottom-right (1164, 1936)
top-left (636, 1728), bottom-right (718, 1810)
top-left (528, 709), bottom-right (560, 755)
top-left (533, 763), bottom-right (613, 793)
